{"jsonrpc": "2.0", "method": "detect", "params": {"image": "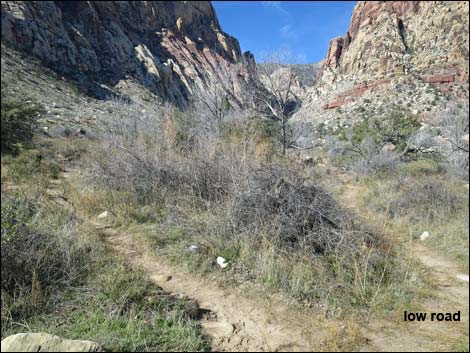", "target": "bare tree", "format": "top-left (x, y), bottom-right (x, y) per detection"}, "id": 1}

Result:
top-left (193, 77), bottom-right (231, 127)
top-left (255, 49), bottom-right (300, 156)
top-left (192, 49), bottom-right (242, 133)
top-left (429, 102), bottom-right (469, 178)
